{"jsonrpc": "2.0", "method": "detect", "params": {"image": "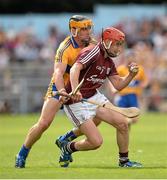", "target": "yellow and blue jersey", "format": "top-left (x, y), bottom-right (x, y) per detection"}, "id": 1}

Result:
top-left (118, 65), bottom-right (147, 96)
top-left (45, 36), bottom-right (97, 99)
top-left (45, 36), bottom-right (82, 98)
top-left (115, 65), bottom-right (147, 107)
top-left (54, 36), bottom-right (83, 85)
